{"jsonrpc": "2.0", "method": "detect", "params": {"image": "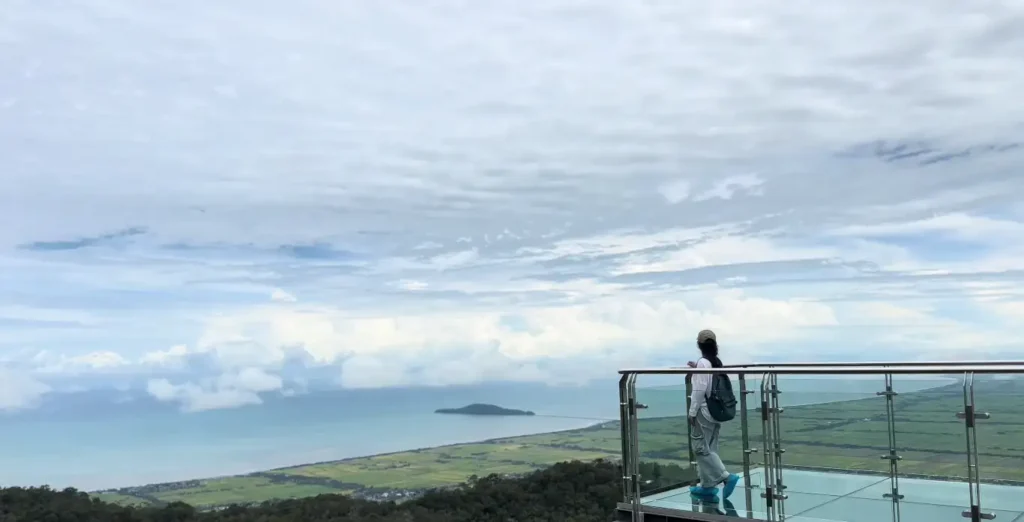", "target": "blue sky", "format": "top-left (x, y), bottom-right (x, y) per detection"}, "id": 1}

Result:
top-left (2, 0), bottom-right (1024, 413)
